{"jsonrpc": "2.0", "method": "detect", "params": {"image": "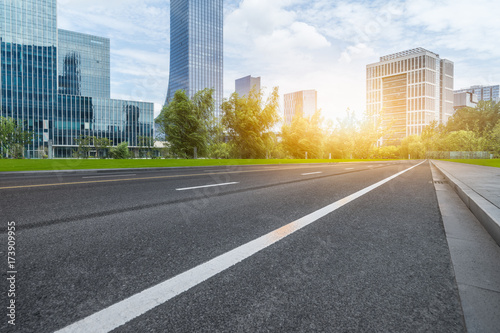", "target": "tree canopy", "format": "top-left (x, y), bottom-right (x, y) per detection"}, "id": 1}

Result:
top-left (156, 88), bottom-right (214, 158)
top-left (0, 116), bottom-right (33, 158)
top-left (221, 87), bottom-right (280, 159)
